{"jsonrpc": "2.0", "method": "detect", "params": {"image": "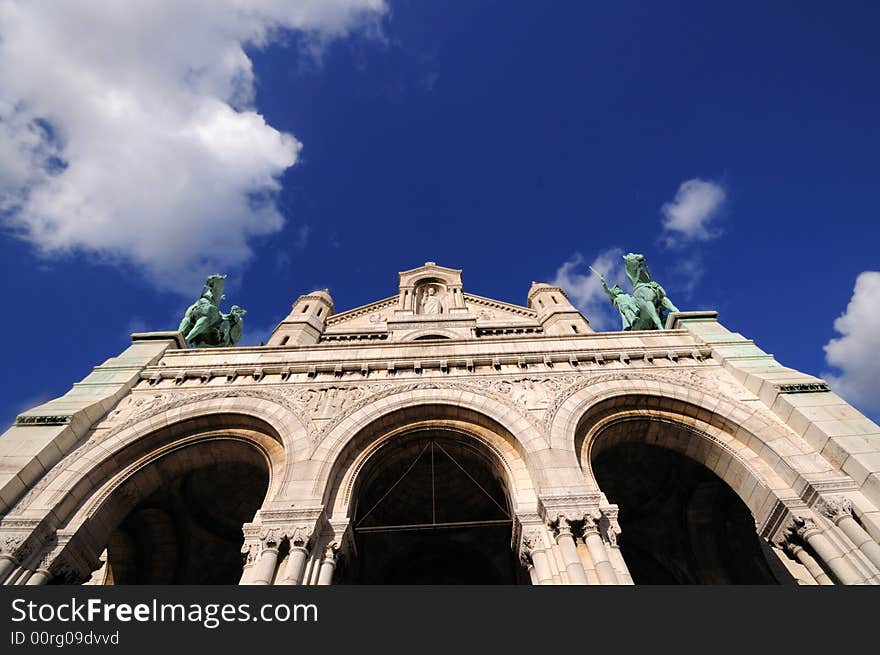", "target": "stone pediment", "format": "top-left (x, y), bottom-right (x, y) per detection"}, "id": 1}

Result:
top-left (463, 294), bottom-right (537, 324)
top-left (324, 296), bottom-right (398, 333)
top-left (323, 291), bottom-right (538, 335)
